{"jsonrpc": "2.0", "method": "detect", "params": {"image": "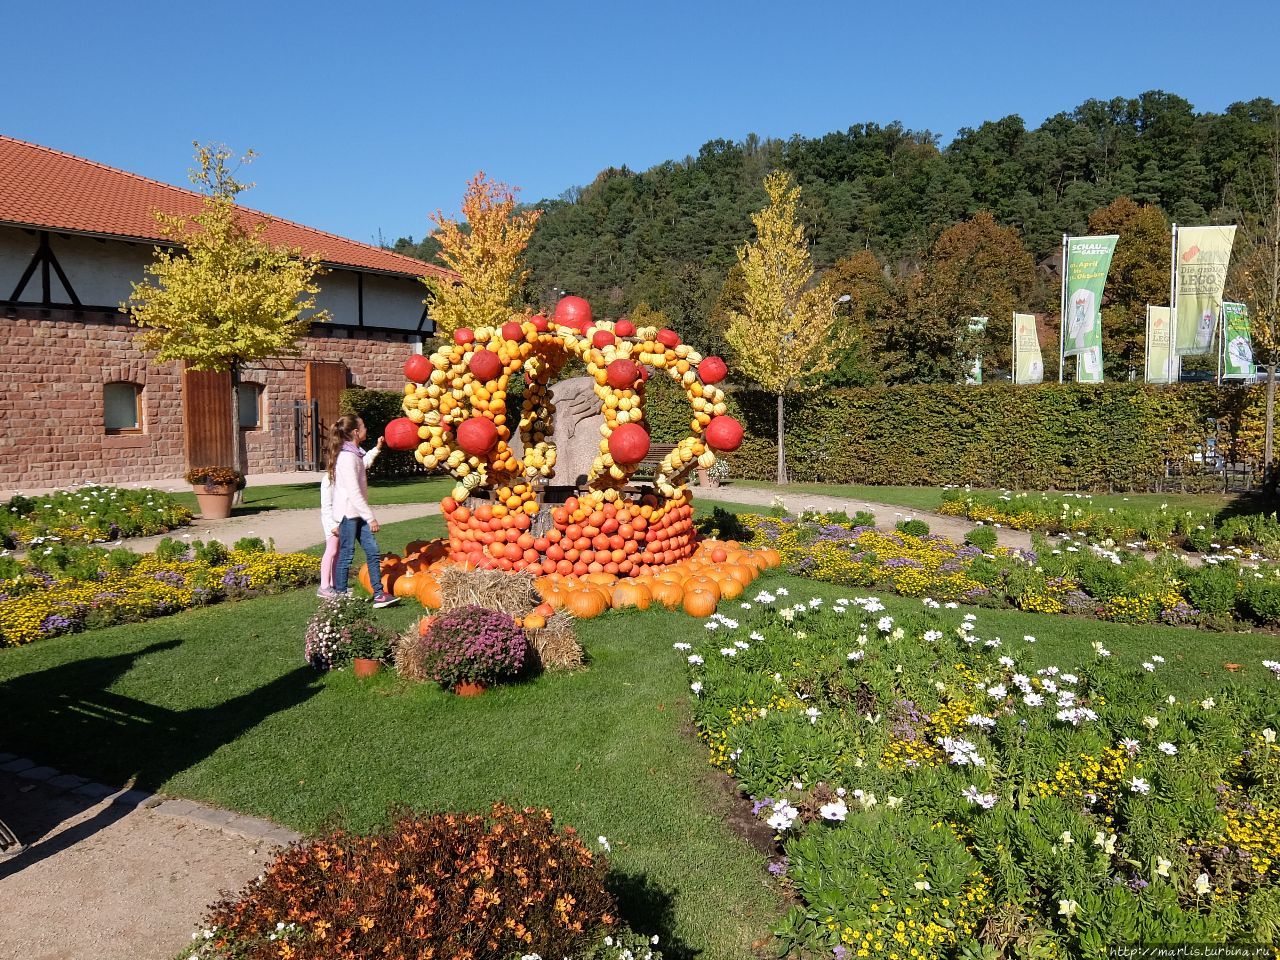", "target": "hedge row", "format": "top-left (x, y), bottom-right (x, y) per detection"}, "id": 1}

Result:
top-left (645, 382), bottom-right (1266, 492)
top-left (347, 379), bottom-right (1271, 493)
